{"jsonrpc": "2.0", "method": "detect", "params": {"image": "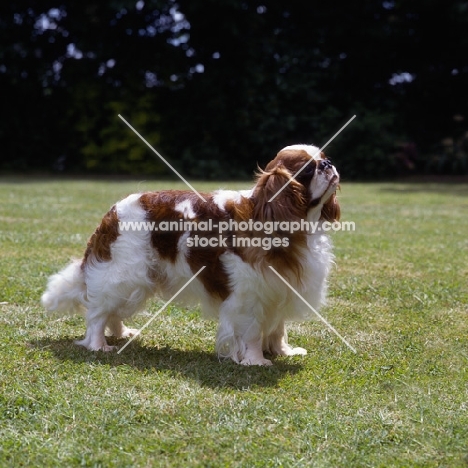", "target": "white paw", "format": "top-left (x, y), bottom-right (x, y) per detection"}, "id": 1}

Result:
top-left (274, 346), bottom-right (307, 357)
top-left (99, 344), bottom-right (118, 352)
top-left (74, 339), bottom-right (117, 352)
top-left (74, 338), bottom-right (90, 349)
top-left (240, 357), bottom-right (273, 366)
top-left (119, 327), bottom-right (140, 339)
top-left (290, 346), bottom-right (307, 356)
